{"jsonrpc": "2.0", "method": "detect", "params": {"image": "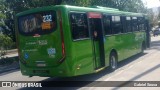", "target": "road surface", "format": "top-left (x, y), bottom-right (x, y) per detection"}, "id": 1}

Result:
top-left (0, 36), bottom-right (160, 90)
